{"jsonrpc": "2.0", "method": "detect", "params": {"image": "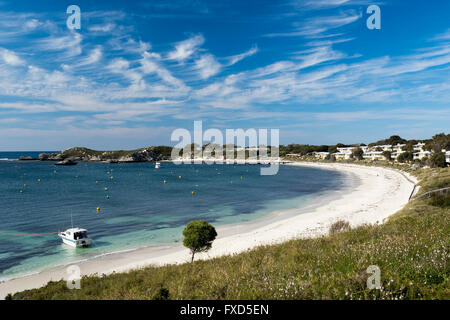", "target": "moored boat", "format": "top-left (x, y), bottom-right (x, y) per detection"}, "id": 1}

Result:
top-left (58, 228), bottom-right (92, 247)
